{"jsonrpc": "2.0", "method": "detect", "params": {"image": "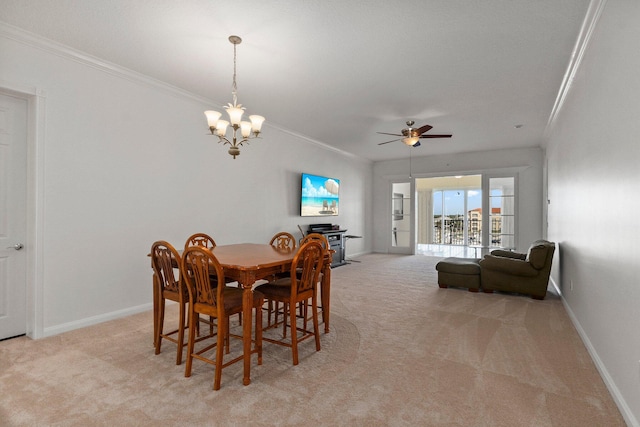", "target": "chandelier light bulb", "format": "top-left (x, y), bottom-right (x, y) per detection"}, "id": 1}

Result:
top-left (225, 105), bottom-right (244, 126)
top-left (215, 120), bottom-right (229, 136)
top-left (240, 121), bottom-right (252, 138)
top-left (249, 115), bottom-right (265, 134)
top-left (204, 110), bottom-right (222, 129)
